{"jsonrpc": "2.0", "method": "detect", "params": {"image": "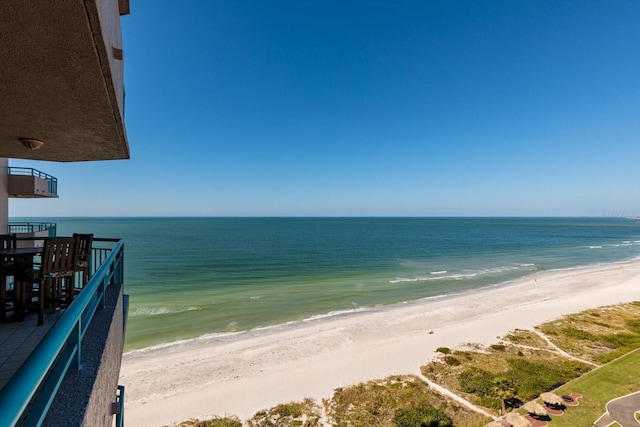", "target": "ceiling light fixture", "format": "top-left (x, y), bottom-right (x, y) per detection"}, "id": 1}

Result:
top-left (20, 138), bottom-right (44, 150)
